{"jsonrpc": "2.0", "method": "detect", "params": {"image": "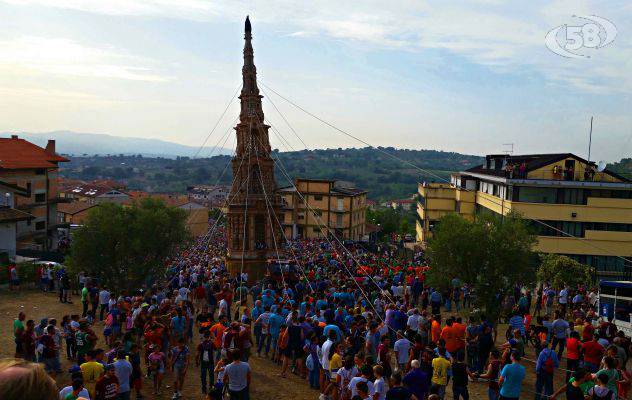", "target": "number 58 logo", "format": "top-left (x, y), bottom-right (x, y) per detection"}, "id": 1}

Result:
top-left (545, 15), bottom-right (617, 58)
